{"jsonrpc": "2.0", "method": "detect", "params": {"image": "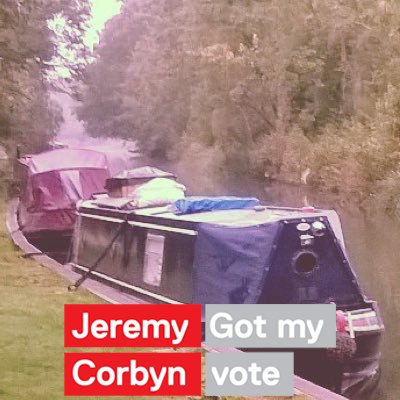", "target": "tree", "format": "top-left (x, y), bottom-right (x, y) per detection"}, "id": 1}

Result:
top-left (0, 0), bottom-right (90, 152)
top-left (77, 0), bottom-right (400, 197)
